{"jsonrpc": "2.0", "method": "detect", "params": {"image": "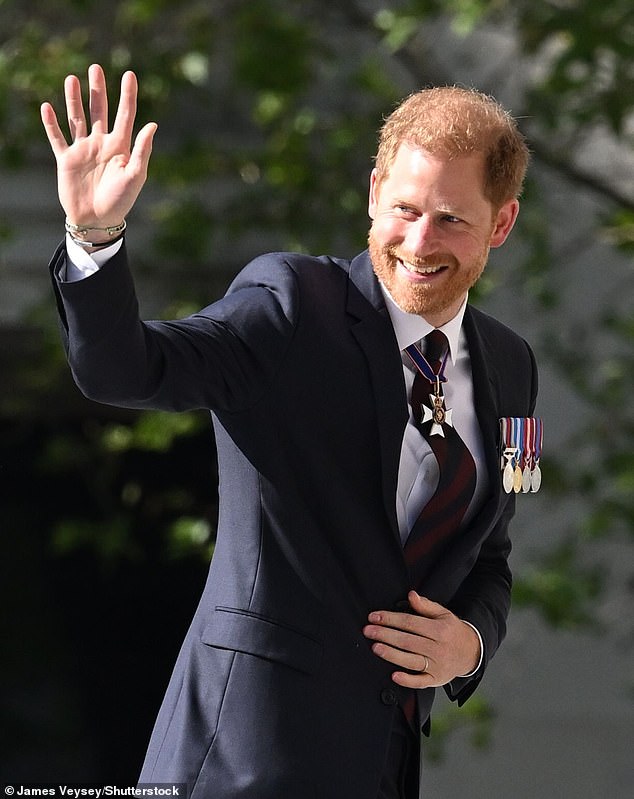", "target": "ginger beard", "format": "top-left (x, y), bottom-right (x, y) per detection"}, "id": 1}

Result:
top-left (368, 228), bottom-right (490, 319)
